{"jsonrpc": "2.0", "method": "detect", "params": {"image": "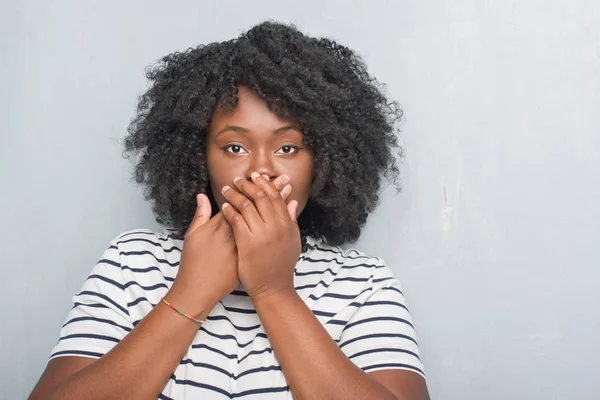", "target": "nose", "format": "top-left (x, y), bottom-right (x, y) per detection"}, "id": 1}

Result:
top-left (246, 150), bottom-right (277, 182)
